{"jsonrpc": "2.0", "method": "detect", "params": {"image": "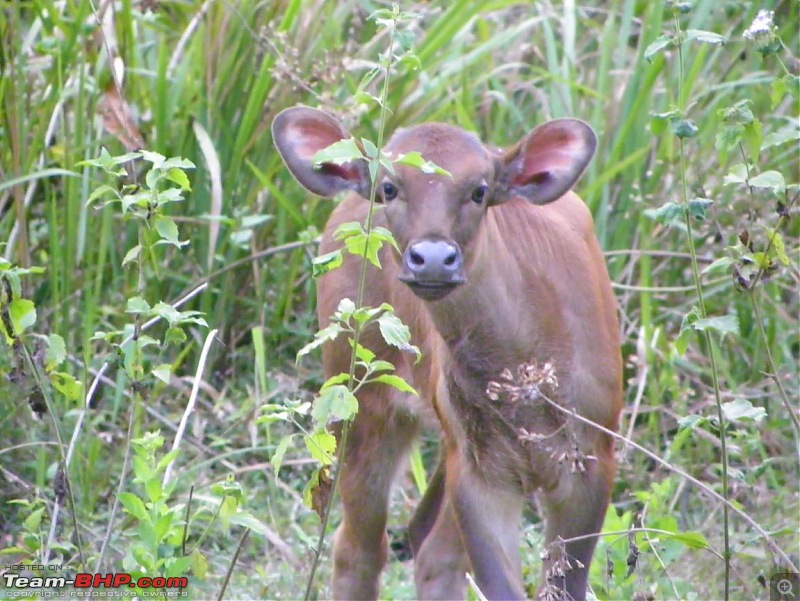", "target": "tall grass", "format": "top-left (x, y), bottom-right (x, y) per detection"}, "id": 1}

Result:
top-left (1, 1), bottom-right (797, 599)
